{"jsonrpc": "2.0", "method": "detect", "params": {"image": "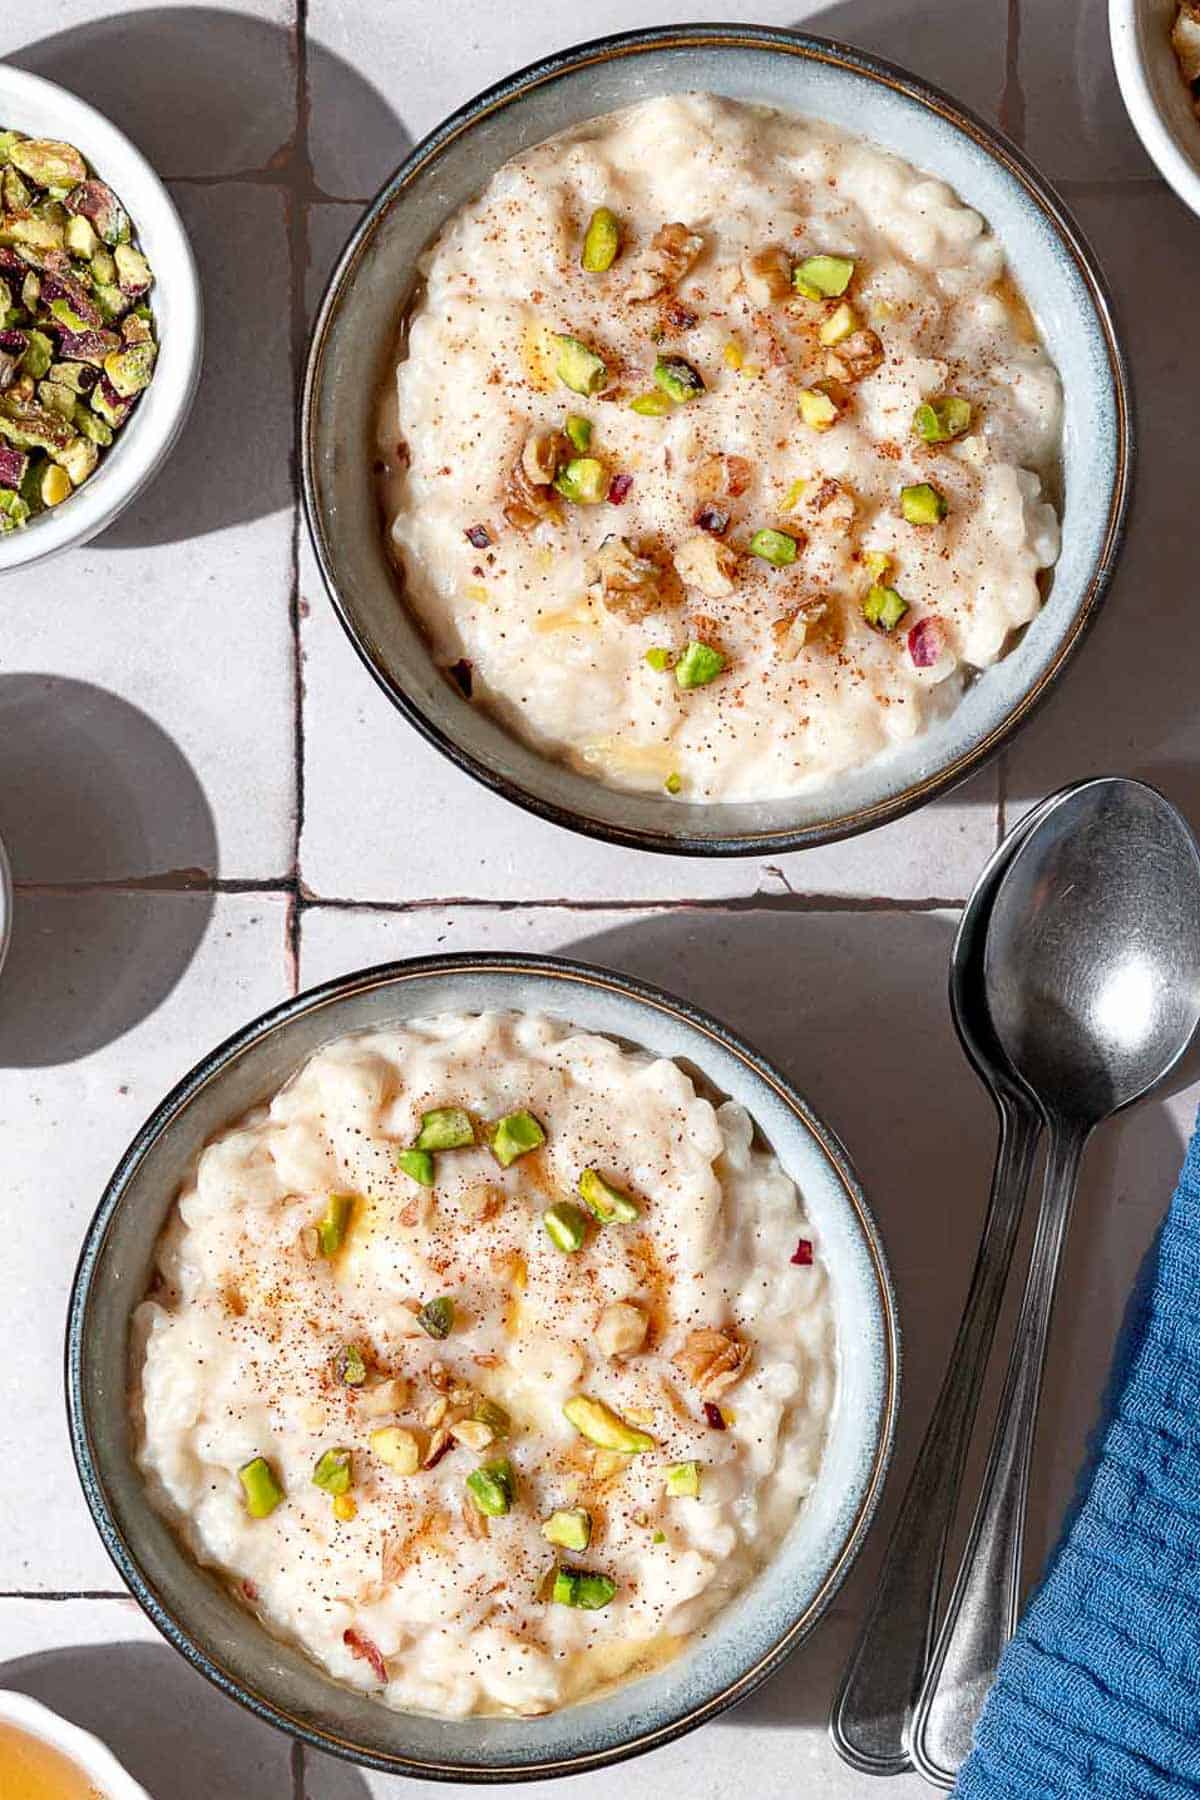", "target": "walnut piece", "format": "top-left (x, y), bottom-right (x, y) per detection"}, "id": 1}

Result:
top-left (805, 476), bottom-right (856, 536)
top-left (742, 245), bottom-right (793, 305)
top-left (673, 533), bottom-right (741, 600)
top-left (627, 222), bottom-right (704, 302)
top-left (824, 329), bottom-right (885, 384)
top-left (772, 602), bottom-right (827, 661)
top-left (672, 1326), bottom-right (750, 1398)
top-left (695, 451), bottom-right (754, 500)
top-left (504, 427), bottom-right (567, 530)
top-left (586, 535), bottom-right (667, 621)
